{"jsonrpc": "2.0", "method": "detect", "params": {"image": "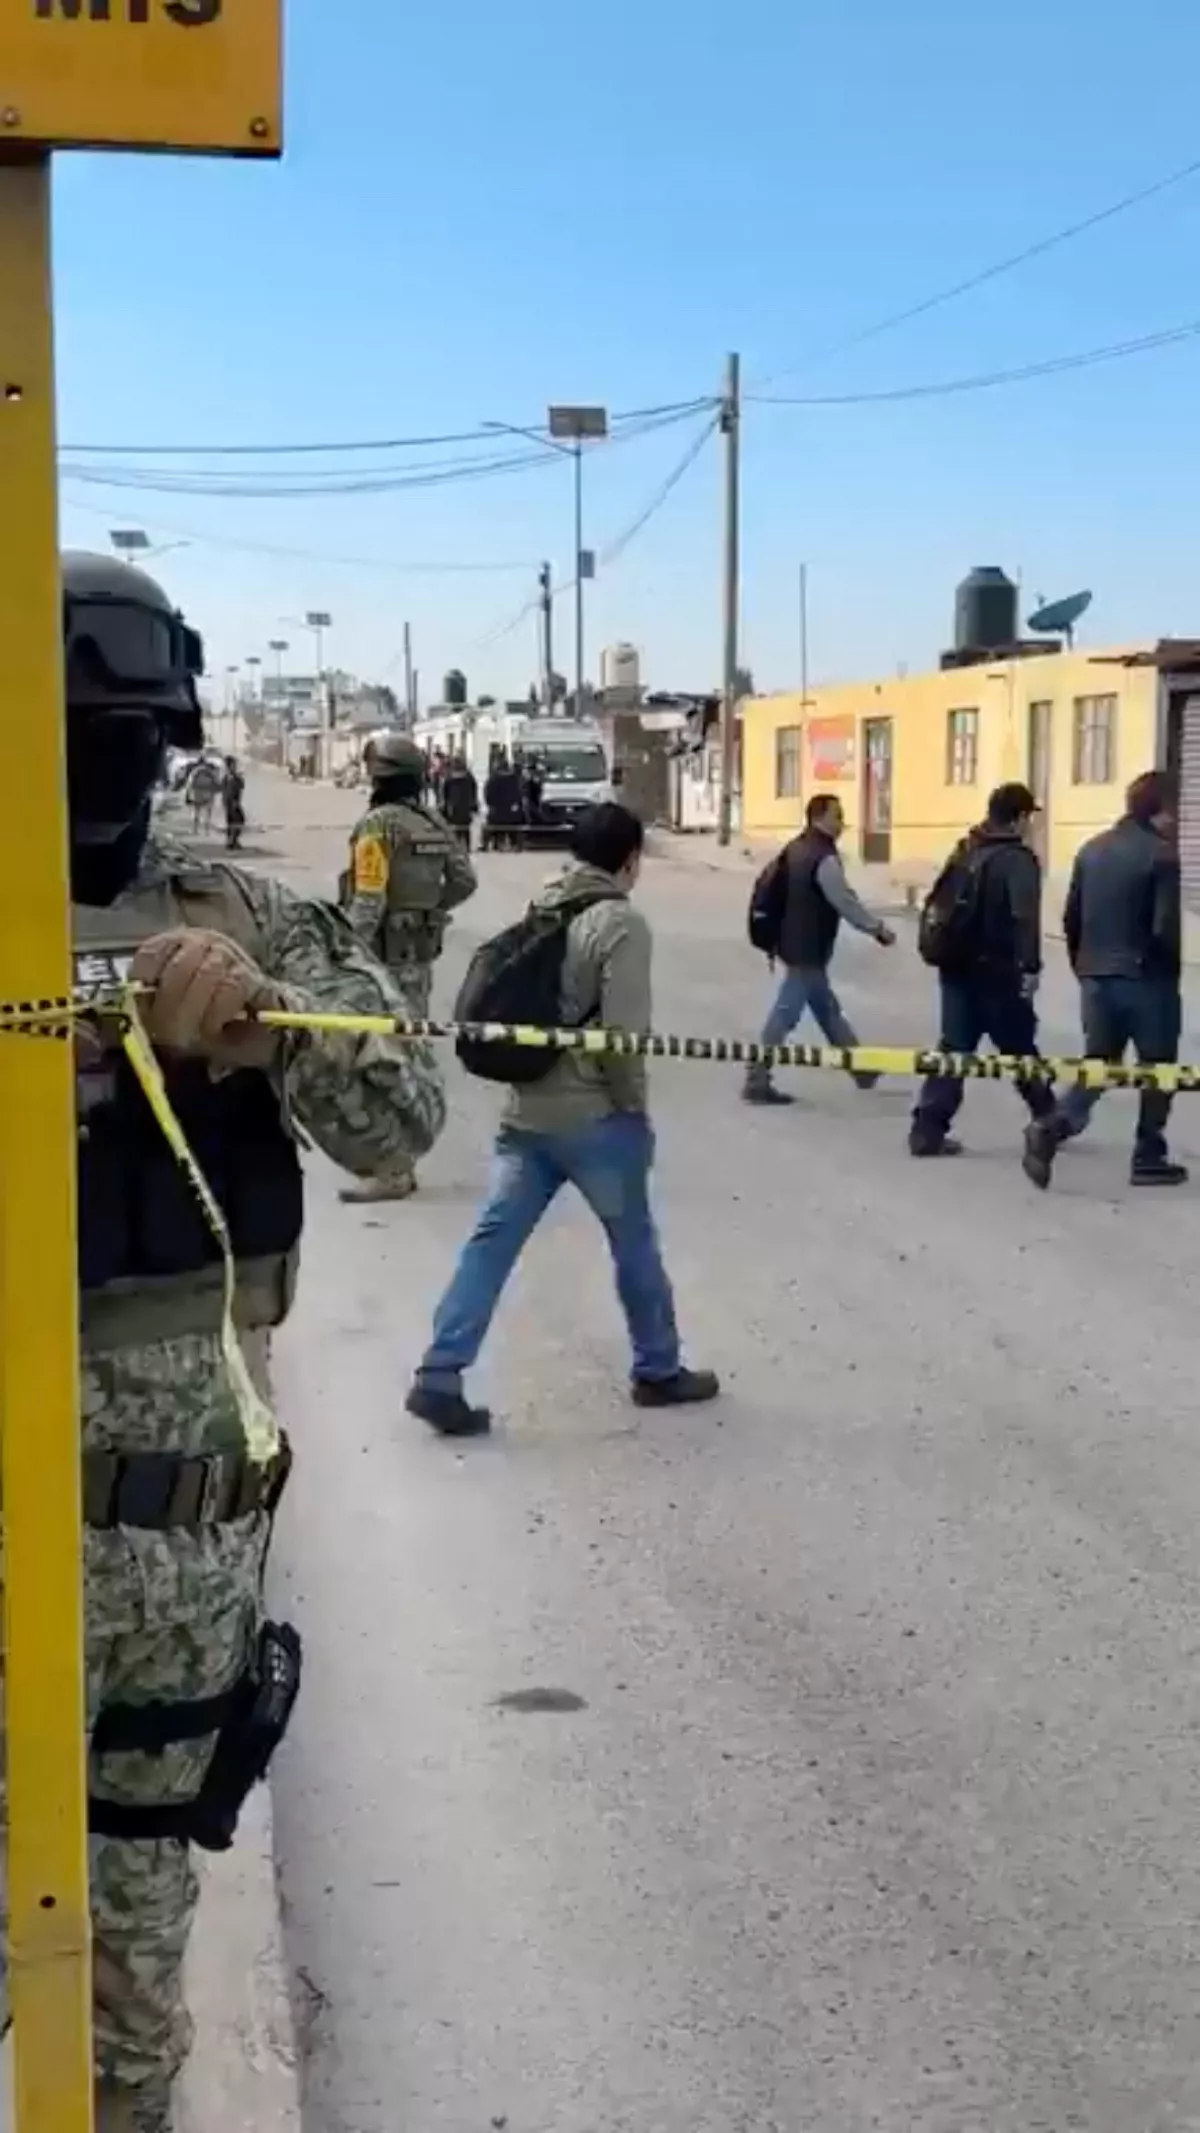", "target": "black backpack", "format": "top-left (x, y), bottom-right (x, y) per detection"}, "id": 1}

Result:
top-left (454, 891), bottom-right (618, 1085)
top-left (747, 848), bottom-right (789, 957)
top-left (918, 840), bottom-right (990, 971)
